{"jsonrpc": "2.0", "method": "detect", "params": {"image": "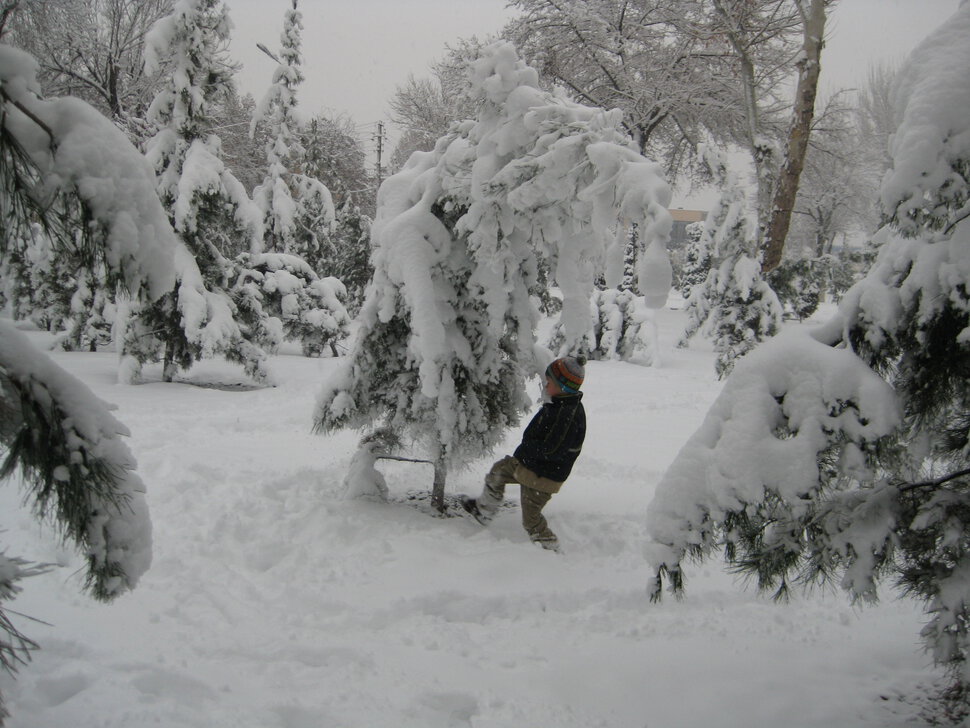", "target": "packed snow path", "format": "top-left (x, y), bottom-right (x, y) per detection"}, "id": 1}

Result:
top-left (0, 307), bottom-right (934, 727)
